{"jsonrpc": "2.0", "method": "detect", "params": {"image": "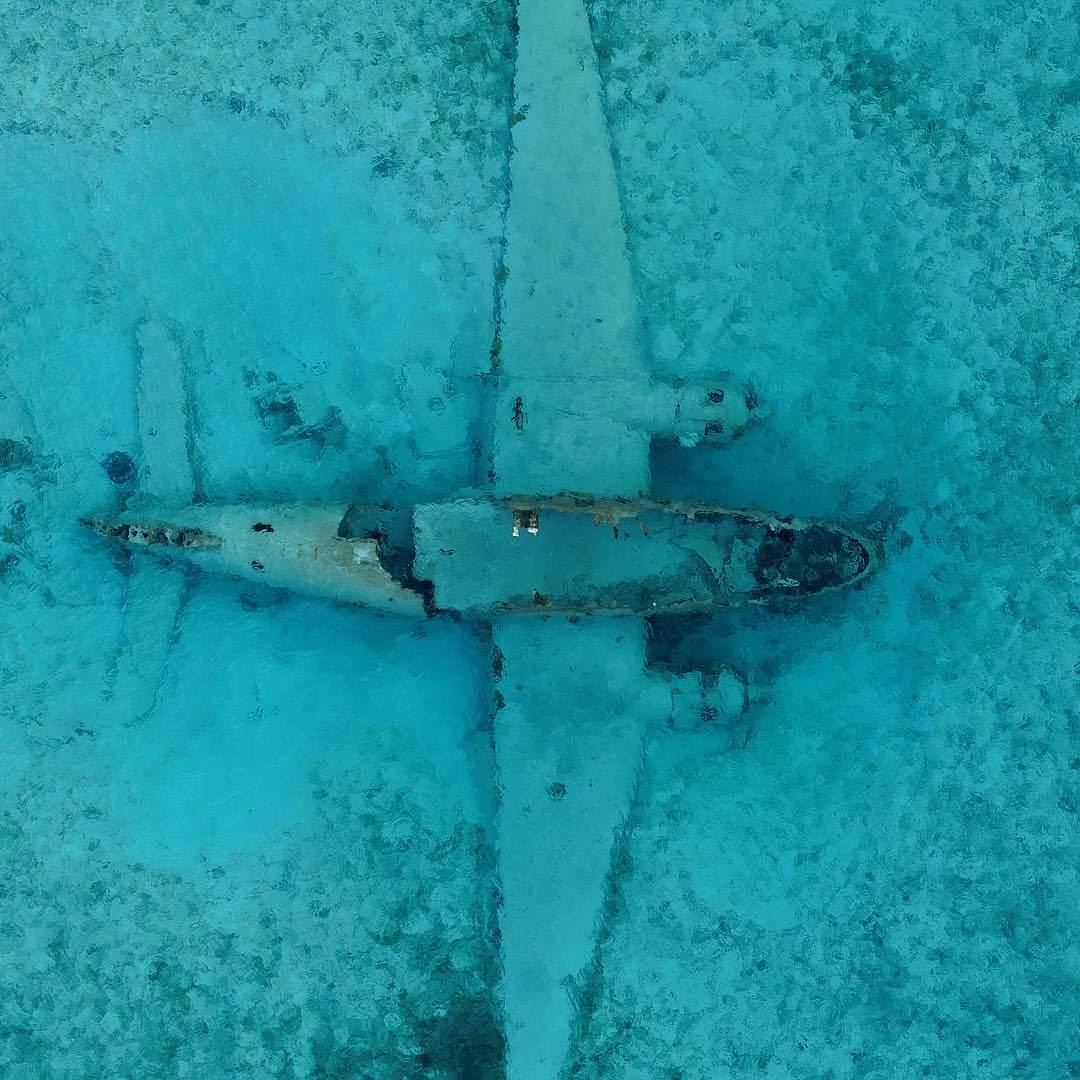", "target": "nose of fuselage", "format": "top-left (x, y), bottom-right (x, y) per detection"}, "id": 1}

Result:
top-left (754, 521), bottom-right (874, 596)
